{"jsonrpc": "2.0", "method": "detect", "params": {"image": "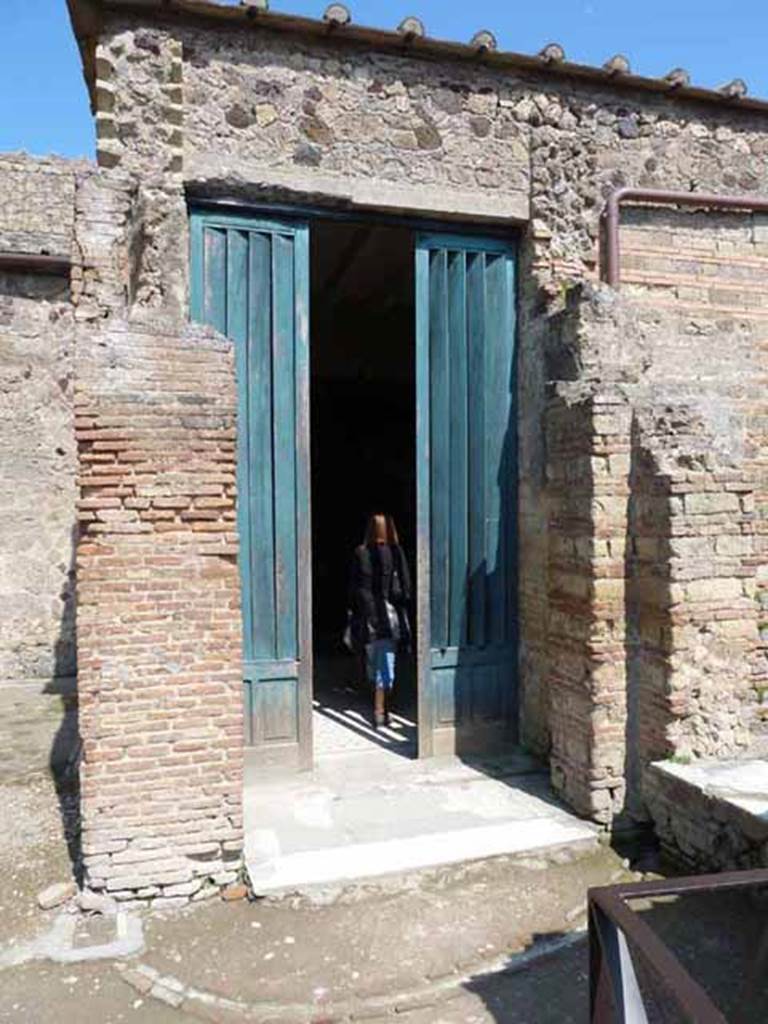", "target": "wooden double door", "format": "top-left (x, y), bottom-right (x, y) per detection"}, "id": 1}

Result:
top-left (191, 210), bottom-right (518, 768)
